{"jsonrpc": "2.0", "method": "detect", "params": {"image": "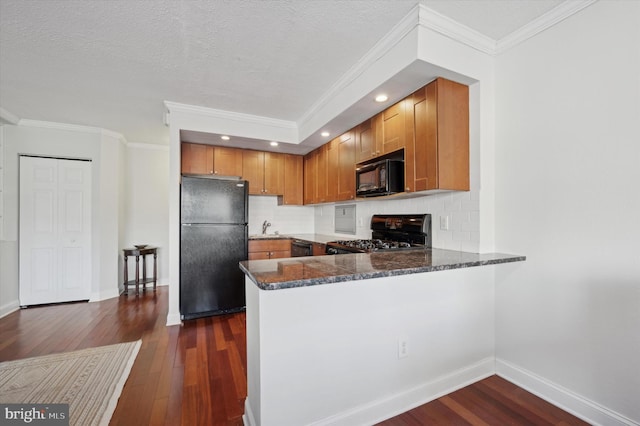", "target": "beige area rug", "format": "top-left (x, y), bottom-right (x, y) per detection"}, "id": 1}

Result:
top-left (0, 340), bottom-right (141, 426)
